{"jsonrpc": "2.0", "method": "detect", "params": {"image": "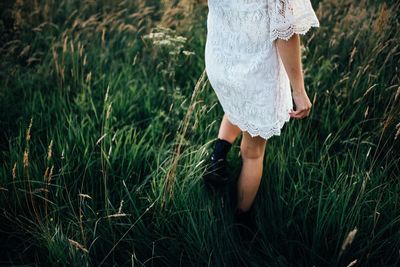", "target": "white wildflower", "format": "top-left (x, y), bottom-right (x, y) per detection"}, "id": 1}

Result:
top-left (183, 50), bottom-right (195, 56)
